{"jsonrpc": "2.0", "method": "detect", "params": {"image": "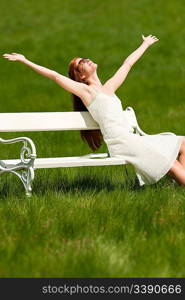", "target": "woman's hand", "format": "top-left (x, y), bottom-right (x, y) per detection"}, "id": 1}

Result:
top-left (142, 34), bottom-right (159, 46)
top-left (2, 52), bottom-right (26, 62)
